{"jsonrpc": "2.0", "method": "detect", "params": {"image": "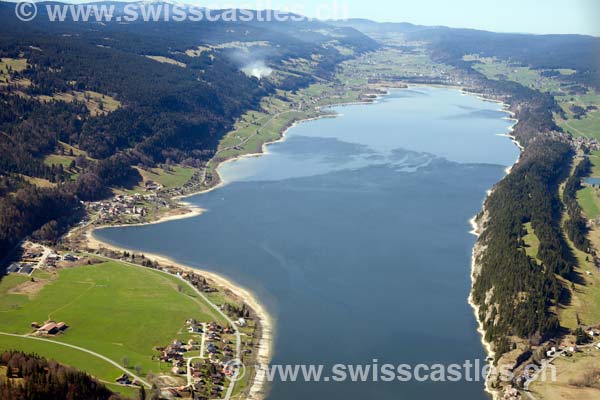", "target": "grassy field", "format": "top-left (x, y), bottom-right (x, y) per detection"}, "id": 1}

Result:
top-left (0, 57), bottom-right (27, 82)
top-left (212, 89), bottom-right (312, 164)
top-left (118, 165), bottom-right (196, 194)
top-left (0, 57), bottom-right (31, 88)
top-left (0, 335), bottom-right (137, 397)
top-left (577, 151), bottom-right (600, 219)
top-left (461, 55), bottom-right (600, 139)
top-left (37, 90), bottom-right (121, 117)
top-left (145, 55), bottom-right (186, 68)
top-left (560, 111), bottom-right (600, 139)
top-left (465, 55), bottom-right (562, 93)
top-left (528, 348), bottom-right (600, 400)
top-left (0, 274), bottom-right (31, 311)
top-left (556, 231), bottom-right (600, 330)
top-left (556, 92), bottom-right (600, 139)
top-left (41, 143), bottom-right (97, 183)
top-left (44, 154), bottom-right (76, 168)
top-left (137, 165), bottom-right (196, 188)
top-left (522, 222), bottom-right (541, 261)
top-left (0, 261), bottom-right (226, 388)
top-left (577, 186), bottom-right (600, 219)
top-left (556, 158), bottom-right (600, 329)
top-left (589, 151), bottom-right (600, 176)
